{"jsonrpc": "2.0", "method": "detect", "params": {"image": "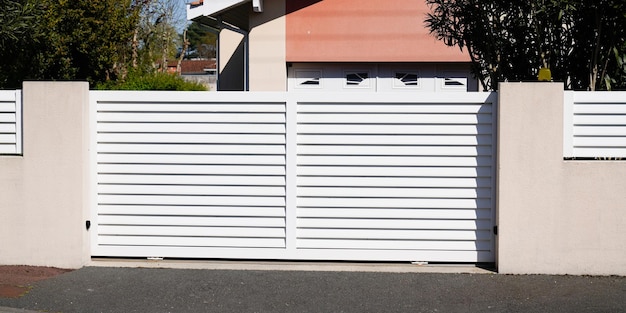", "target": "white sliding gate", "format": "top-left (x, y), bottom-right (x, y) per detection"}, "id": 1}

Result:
top-left (91, 91), bottom-right (497, 262)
